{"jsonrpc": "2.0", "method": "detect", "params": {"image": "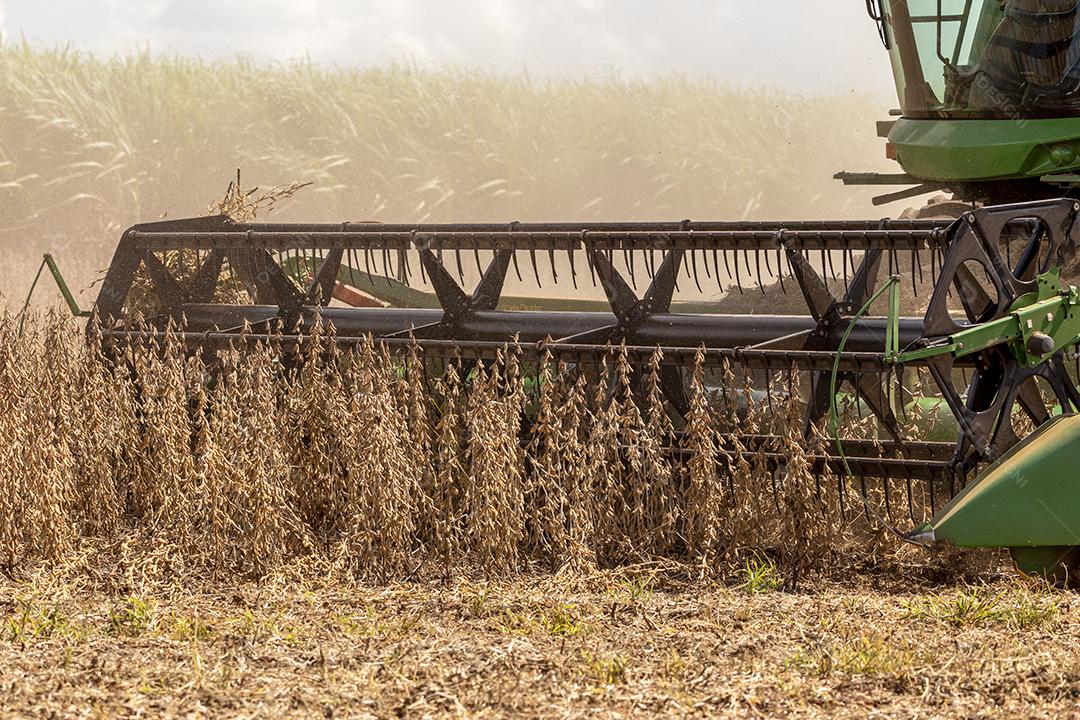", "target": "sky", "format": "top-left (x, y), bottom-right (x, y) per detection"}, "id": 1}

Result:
top-left (0, 1), bottom-right (896, 94)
